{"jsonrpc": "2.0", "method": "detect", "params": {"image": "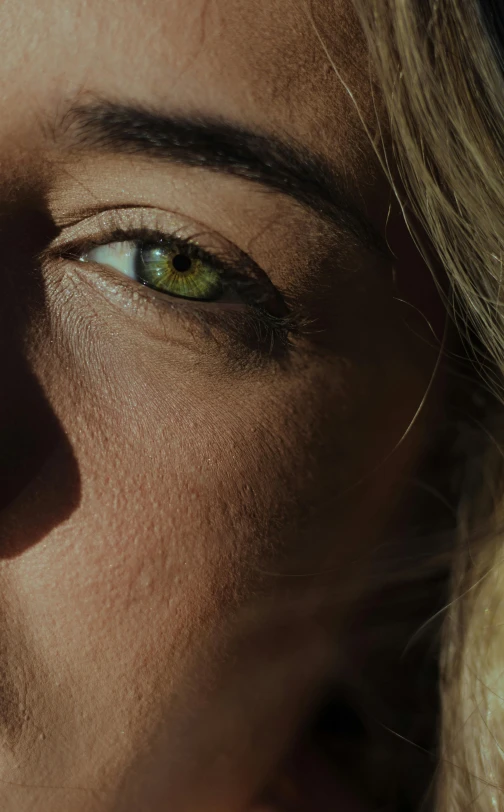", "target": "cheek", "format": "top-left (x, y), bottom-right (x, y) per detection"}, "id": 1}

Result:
top-left (14, 283), bottom-right (430, 625)
top-left (1, 323), bottom-right (361, 794)
top-left (0, 268), bottom-right (436, 800)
